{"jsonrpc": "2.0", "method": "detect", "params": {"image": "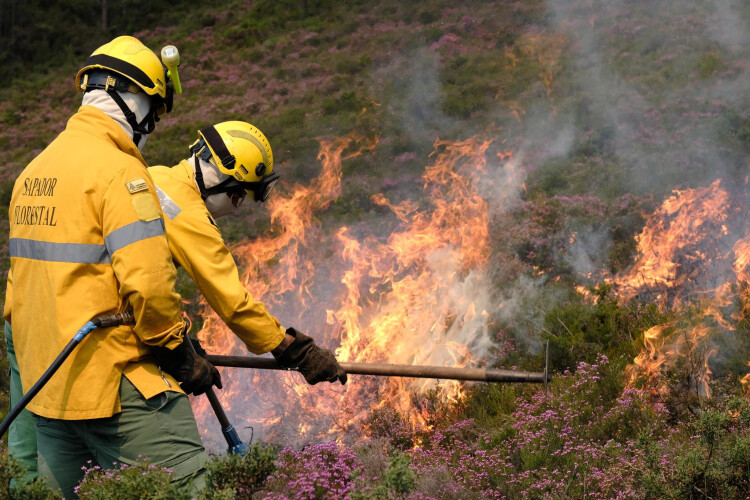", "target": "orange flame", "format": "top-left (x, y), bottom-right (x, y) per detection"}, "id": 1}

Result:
top-left (191, 131), bottom-right (519, 450)
top-left (600, 179), bottom-right (748, 398)
top-left (612, 179), bottom-right (729, 306)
